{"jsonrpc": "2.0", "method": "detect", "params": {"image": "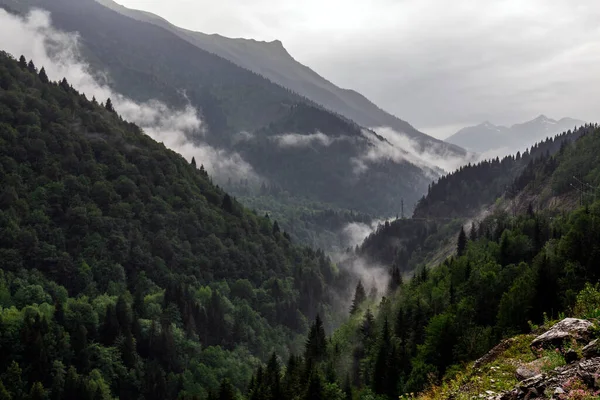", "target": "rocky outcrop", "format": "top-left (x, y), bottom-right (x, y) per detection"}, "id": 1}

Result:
top-left (484, 318), bottom-right (600, 400)
top-left (530, 318), bottom-right (594, 349)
